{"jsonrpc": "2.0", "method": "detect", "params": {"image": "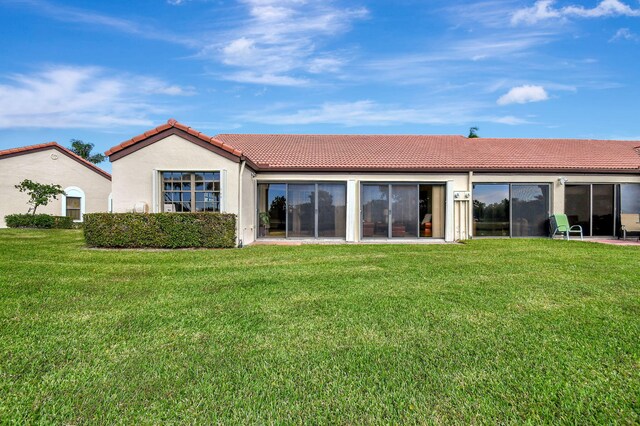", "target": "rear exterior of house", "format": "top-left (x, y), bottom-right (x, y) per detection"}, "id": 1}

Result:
top-left (106, 119), bottom-right (640, 245)
top-left (0, 142), bottom-right (112, 228)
